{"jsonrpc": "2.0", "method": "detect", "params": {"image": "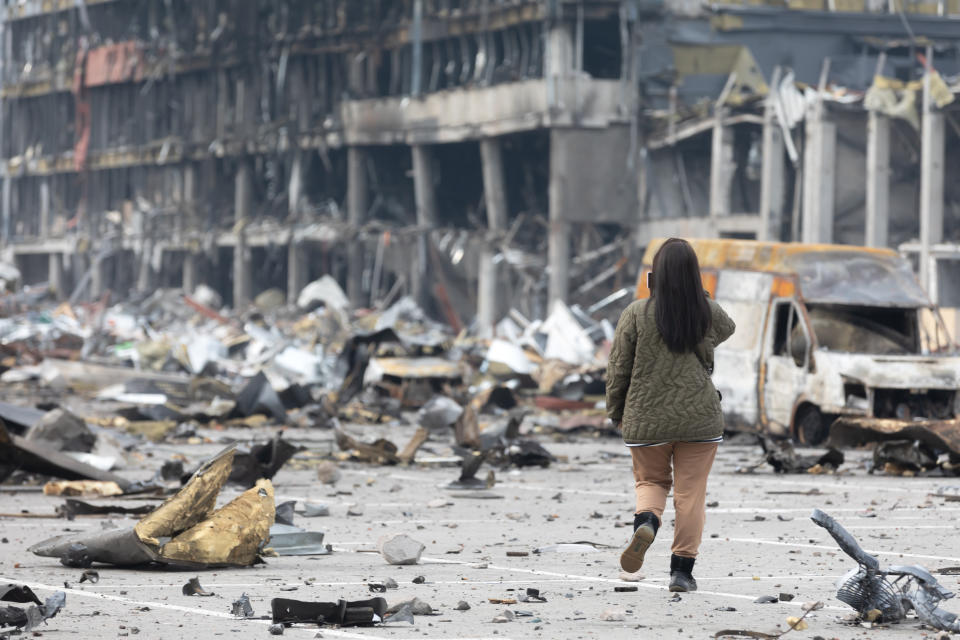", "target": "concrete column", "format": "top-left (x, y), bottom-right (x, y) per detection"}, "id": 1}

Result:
top-left (759, 98), bottom-right (785, 241)
top-left (48, 252), bottom-right (63, 299)
top-left (548, 130), bottom-right (570, 306)
top-left (182, 252), bottom-right (198, 294)
top-left (39, 179), bottom-right (50, 239)
top-left (865, 111), bottom-right (891, 248)
top-left (287, 240), bottom-right (307, 303)
top-left (233, 160), bottom-right (253, 308)
top-left (90, 254), bottom-right (106, 300)
top-left (288, 149), bottom-right (304, 221)
top-left (183, 163), bottom-right (197, 235)
top-left (478, 138), bottom-right (508, 334)
top-left (545, 22), bottom-right (574, 108)
top-left (709, 115), bottom-right (734, 218)
top-left (919, 56), bottom-right (945, 295)
top-left (411, 144), bottom-right (437, 308)
top-left (136, 240), bottom-right (155, 292)
top-left (347, 147), bottom-right (368, 304)
top-left (801, 110), bottom-right (836, 244)
top-left (2, 176), bottom-right (11, 243)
